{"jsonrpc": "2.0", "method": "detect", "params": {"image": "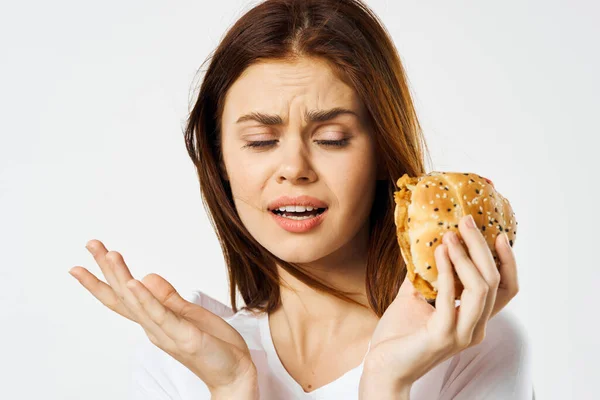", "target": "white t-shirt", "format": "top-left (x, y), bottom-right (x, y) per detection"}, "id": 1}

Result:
top-left (131, 290), bottom-right (533, 399)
